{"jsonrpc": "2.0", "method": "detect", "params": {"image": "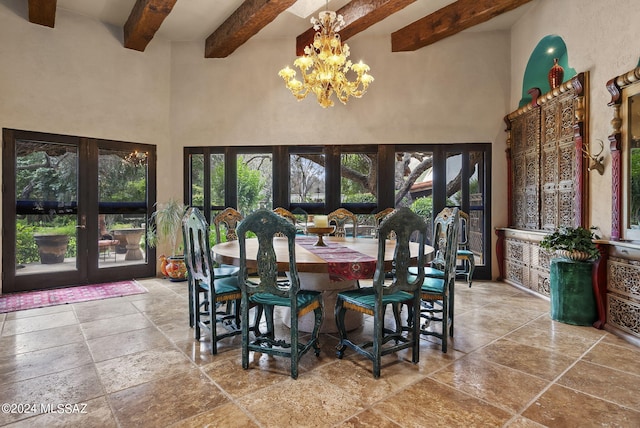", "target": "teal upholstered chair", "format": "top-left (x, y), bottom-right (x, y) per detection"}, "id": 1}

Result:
top-left (182, 207), bottom-right (244, 353)
top-left (456, 211), bottom-right (475, 287)
top-left (236, 209), bottom-right (323, 379)
top-left (419, 207), bottom-right (459, 353)
top-left (335, 207), bottom-right (427, 378)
